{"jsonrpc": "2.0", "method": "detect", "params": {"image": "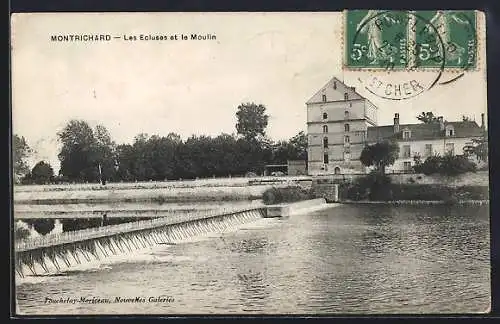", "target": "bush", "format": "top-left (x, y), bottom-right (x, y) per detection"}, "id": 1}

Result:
top-left (340, 172), bottom-right (393, 201)
top-left (30, 219), bottom-right (55, 235)
top-left (414, 154), bottom-right (477, 176)
top-left (262, 186), bottom-right (313, 205)
top-left (14, 224), bottom-right (31, 241)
